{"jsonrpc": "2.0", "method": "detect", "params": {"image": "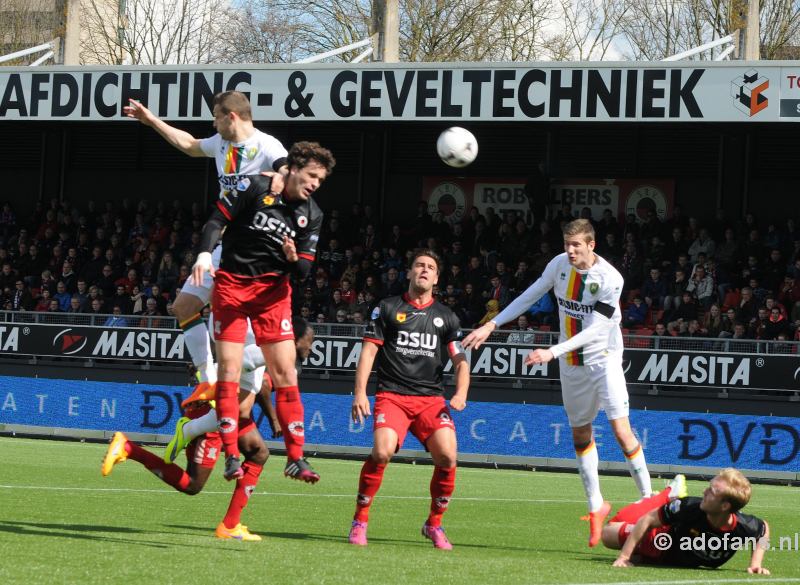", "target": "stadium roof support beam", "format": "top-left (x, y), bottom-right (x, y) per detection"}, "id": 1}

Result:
top-left (351, 46), bottom-right (374, 63)
top-left (0, 41), bottom-right (56, 65)
top-left (714, 45), bottom-right (737, 61)
top-left (30, 51), bottom-right (55, 66)
top-left (296, 38), bottom-right (372, 64)
top-left (662, 34), bottom-right (734, 61)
